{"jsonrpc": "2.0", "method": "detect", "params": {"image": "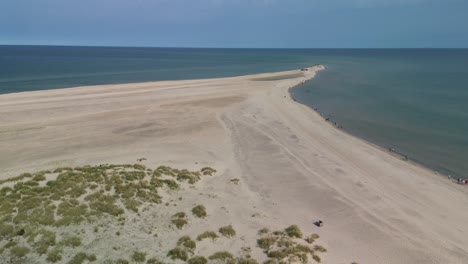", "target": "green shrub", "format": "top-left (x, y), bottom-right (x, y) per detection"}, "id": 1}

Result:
top-left (267, 250), bottom-right (288, 259)
top-left (171, 218), bottom-right (188, 229)
top-left (200, 167), bottom-right (216, 176)
top-left (285, 225), bottom-right (302, 238)
top-left (219, 225), bottom-right (236, 237)
top-left (132, 251), bottom-right (146, 263)
top-left (162, 179), bottom-right (179, 190)
top-left (312, 255), bottom-right (321, 263)
top-left (0, 223), bottom-right (14, 238)
top-left (192, 205), bottom-right (207, 218)
top-left (33, 173), bottom-right (46, 181)
top-left (272, 231), bottom-right (286, 236)
top-left (147, 258), bottom-right (164, 264)
top-left (230, 178), bottom-right (240, 184)
top-left (87, 254), bottom-right (97, 262)
top-left (197, 231), bottom-right (218, 241)
top-left (177, 236), bottom-right (196, 251)
top-left (167, 247), bottom-right (188, 261)
top-left (10, 246), bottom-right (30, 258)
top-left (238, 258), bottom-right (259, 264)
top-left (257, 236), bottom-right (278, 250)
top-left (263, 259), bottom-right (277, 264)
top-left (34, 229), bottom-right (56, 255)
top-left (258, 228), bottom-right (269, 235)
top-left (305, 234), bottom-right (319, 244)
top-left (46, 248), bottom-right (63, 263)
top-left (176, 172), bottom-right (200, 184)
top-left (313, 245), bottom-right (327, 253)
top-left (4, 241), bottom-right (17, 248)
top-left (116, 259), bottom-right (129, 264)
top-left (172, 212), bottom-right (186, 218)
top-left (61, 236), bottom-right (82, 248)
top-left (294, 253), bottom-right (308, 264)
top-left (276, 237), bottom-right (294, 248)
top-left (208, 251), bottom-right (233, 260)
top-left (68, 252), bottom-right (88, 264)
top-left (133, 164), bottom-right (146, 171)
top-left (188, 256), bottom-right (207, 264)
